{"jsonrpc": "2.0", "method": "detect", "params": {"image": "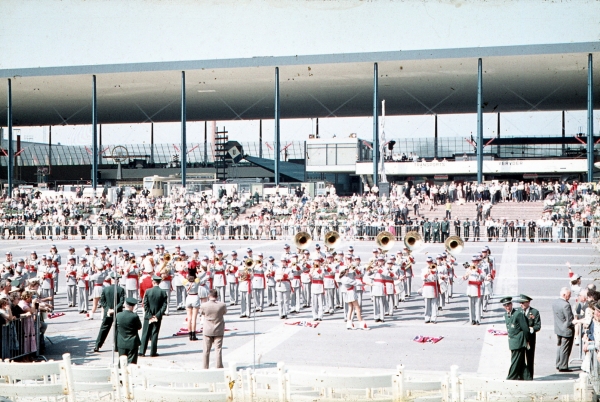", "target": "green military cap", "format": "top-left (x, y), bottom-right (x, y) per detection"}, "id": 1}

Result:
top-left (515, 294), bottom-right (532, 303)
top-left (125, 297), bottom-right (138, 306)
top-left (500, 296), bottom-right (513, 305)
top-left (152, 275), bottom-right (162, 282)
